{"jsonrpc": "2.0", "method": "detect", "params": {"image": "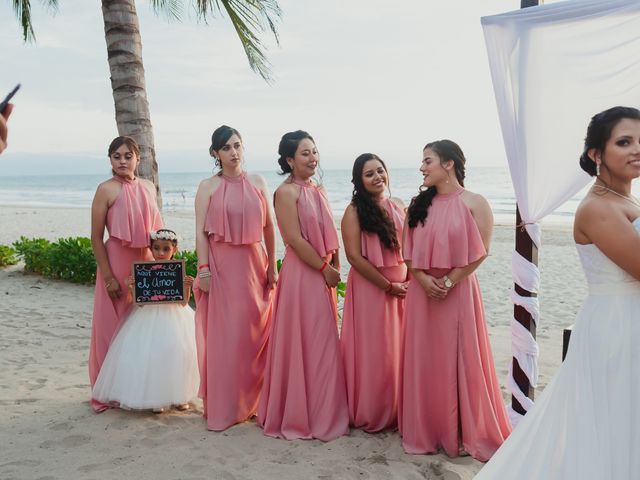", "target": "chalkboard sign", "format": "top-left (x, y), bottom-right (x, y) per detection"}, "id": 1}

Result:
top-left (132, 260), bottom-right (185, 304)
